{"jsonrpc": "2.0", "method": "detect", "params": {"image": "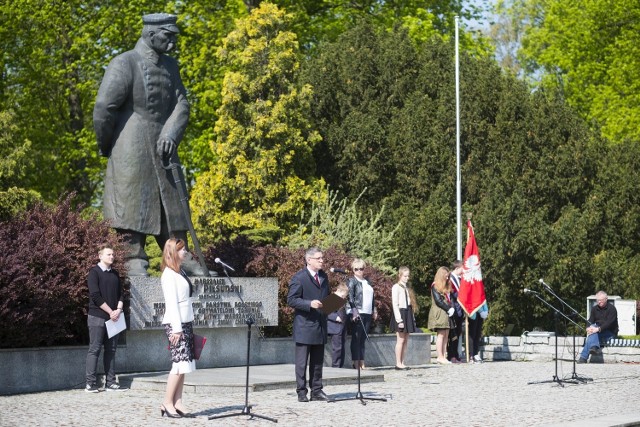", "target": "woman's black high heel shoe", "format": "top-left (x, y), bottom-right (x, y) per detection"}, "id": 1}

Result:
top-left (160, 405), bottom-right (182, 418)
